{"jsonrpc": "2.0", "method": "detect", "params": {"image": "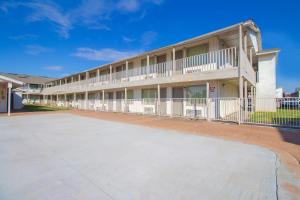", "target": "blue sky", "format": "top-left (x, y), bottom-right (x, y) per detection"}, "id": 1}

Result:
top-left (0, 0), bottom-right (299, 92)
